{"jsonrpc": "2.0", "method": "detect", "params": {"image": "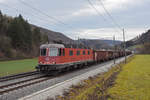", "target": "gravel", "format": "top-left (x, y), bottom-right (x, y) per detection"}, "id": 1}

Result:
top-left (0, 74), bottom-right (44, 86)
